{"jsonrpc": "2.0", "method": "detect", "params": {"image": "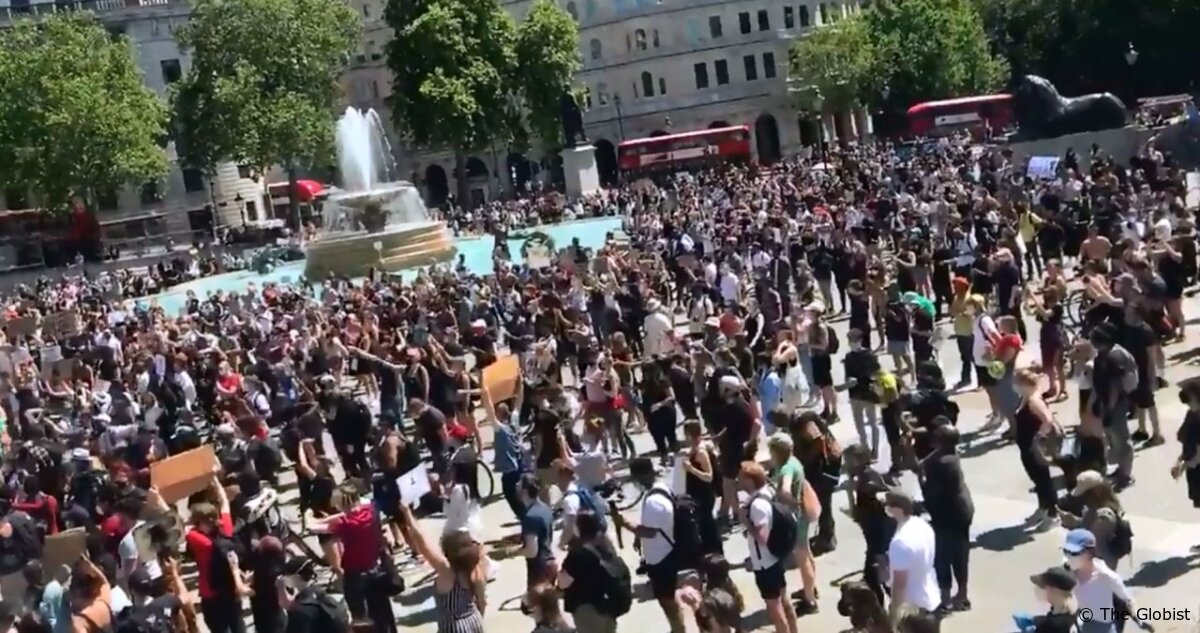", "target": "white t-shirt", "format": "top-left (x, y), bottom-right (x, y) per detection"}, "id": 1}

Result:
top-left (971, 314), bottom-right (998, 366)
top-left (746, 487), bottom-right (779, 571)
top-left (118, 520), bottom-right (163, 581)
top-left (1073, 560), bottom-right (1132, 622)
top-left (887, 517), bottom-right (940, 611)
top-left (640, 484), bottom-right (674, 565)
